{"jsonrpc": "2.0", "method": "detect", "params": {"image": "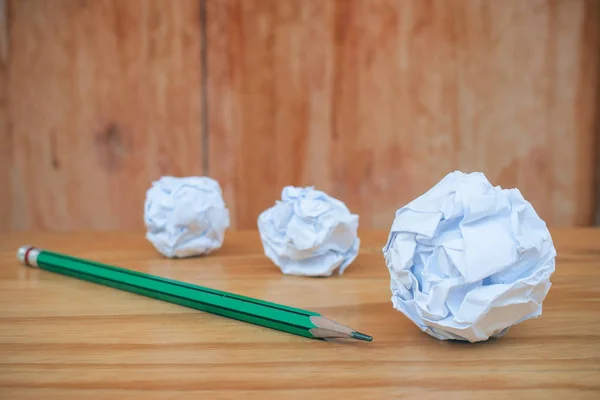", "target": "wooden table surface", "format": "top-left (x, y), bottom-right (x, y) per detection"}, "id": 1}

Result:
top-left (1, 229), bottom-right (599, 399)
